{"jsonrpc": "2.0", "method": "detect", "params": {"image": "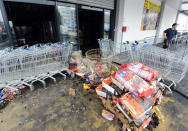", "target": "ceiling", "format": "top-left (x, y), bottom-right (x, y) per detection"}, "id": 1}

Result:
top-left (181, 0), bottom-right (188, 15)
